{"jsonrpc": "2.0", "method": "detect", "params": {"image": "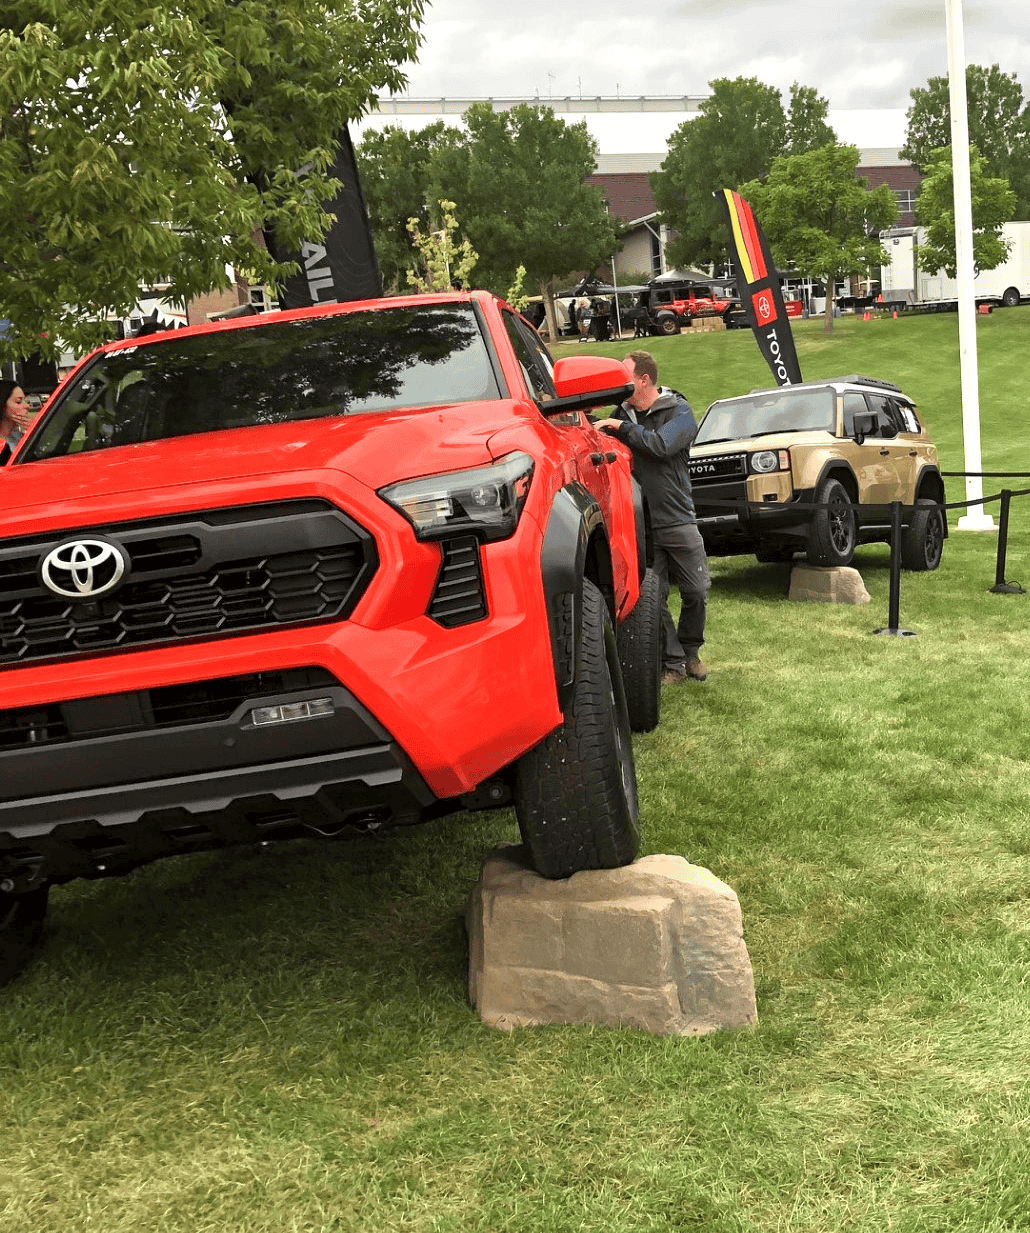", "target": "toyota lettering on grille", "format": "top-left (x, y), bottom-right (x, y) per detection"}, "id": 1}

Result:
top-left (40, 539), bottom-right (128, 598)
